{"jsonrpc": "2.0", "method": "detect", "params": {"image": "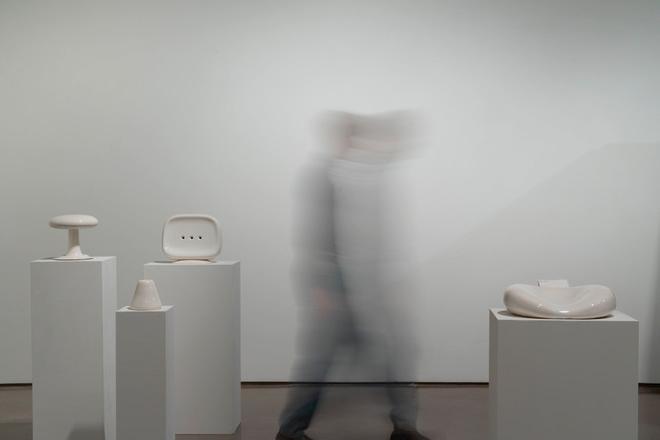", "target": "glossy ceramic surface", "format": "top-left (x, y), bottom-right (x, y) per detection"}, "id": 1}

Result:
top-left (49, 214), bottom-right (98, 229)
top-left (162, 214), bottom-right (222, 262)
top-left (49, 214), bottom-right (98, 260)
top-left (504, 283), bottom-right (616, 319)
